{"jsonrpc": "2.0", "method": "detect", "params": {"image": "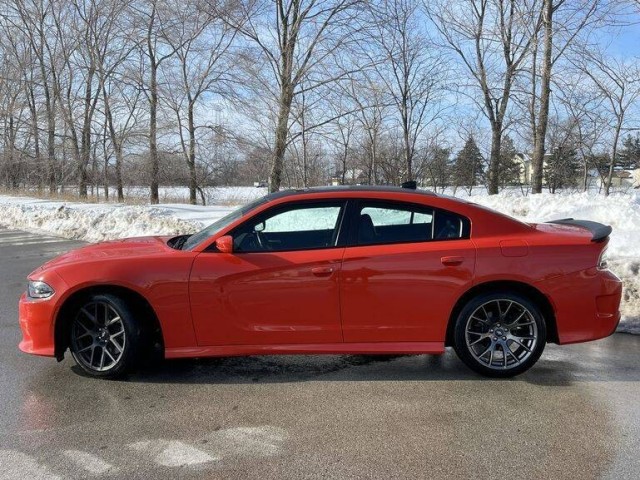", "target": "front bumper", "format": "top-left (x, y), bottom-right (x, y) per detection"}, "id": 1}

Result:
top-left (18, 292), bottom-right (57, 357)
top-left (538, 268), bottom-right (622, 345)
